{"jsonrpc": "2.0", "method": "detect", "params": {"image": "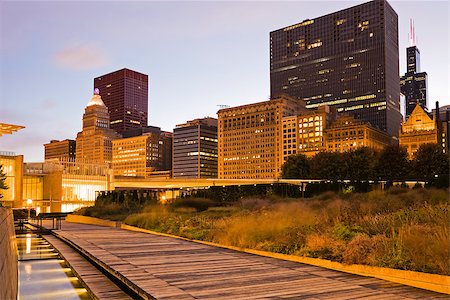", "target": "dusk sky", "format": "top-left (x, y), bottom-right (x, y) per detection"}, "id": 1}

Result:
top-left (1, 1), bottom-right (448, 162)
